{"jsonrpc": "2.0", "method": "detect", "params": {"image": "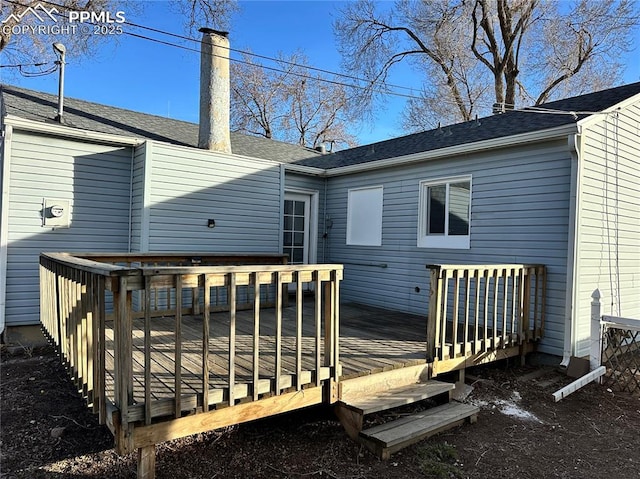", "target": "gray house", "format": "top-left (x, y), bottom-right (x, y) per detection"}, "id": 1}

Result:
top-left (2, 80), bottom-right (639, 366)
